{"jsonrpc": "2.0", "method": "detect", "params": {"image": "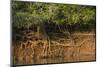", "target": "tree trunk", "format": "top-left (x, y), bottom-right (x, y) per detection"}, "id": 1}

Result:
top-left (37, 25), bottom-right (40, 39)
